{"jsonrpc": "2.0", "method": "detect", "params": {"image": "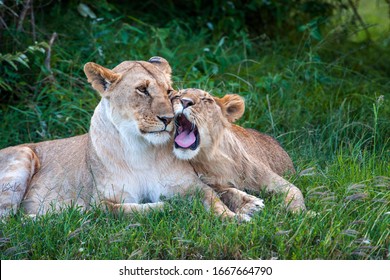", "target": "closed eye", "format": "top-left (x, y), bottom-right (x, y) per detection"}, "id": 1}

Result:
top-left (136, 86), bottom-right (150, 96)
top-left (201, 97), bottom-right (213, 103)
top-left (170, 95), bottom-right (181, 102)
